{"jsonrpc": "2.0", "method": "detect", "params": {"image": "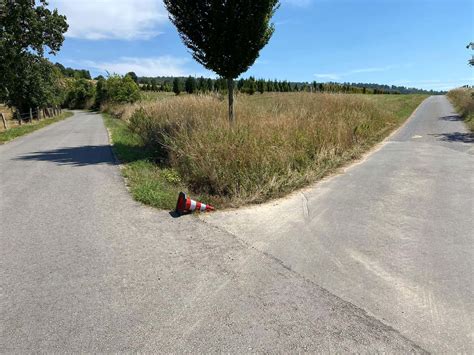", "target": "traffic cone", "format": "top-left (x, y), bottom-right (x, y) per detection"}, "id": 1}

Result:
top-left (175, 192), bottom-right (214, 214)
